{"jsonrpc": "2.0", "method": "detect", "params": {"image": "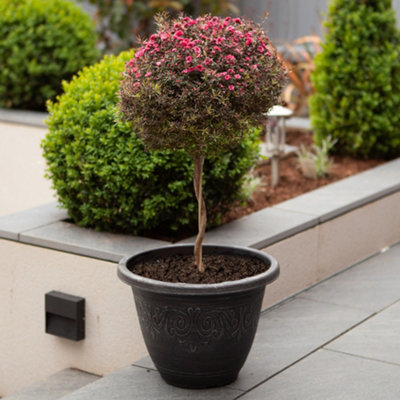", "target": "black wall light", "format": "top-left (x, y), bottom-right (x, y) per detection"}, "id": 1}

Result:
top-left (45, 291), bottom-right (85, 341)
